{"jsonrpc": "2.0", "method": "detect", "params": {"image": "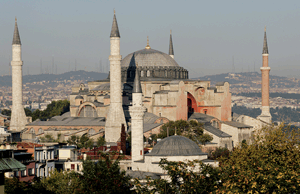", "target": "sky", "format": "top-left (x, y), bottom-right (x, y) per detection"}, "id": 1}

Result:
top-left (0, 0), bottom-right (300, 78)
